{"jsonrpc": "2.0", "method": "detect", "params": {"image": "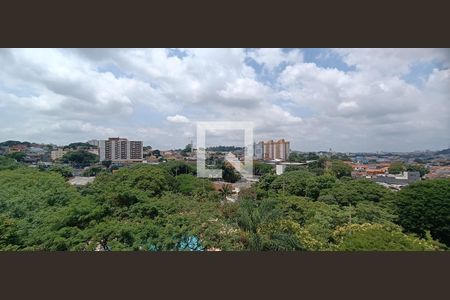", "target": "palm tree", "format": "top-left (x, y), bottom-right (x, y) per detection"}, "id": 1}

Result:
top-left (219, 184), bottom-right (233, 200)
top-left (236, 198), bottom-right (282, 250)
